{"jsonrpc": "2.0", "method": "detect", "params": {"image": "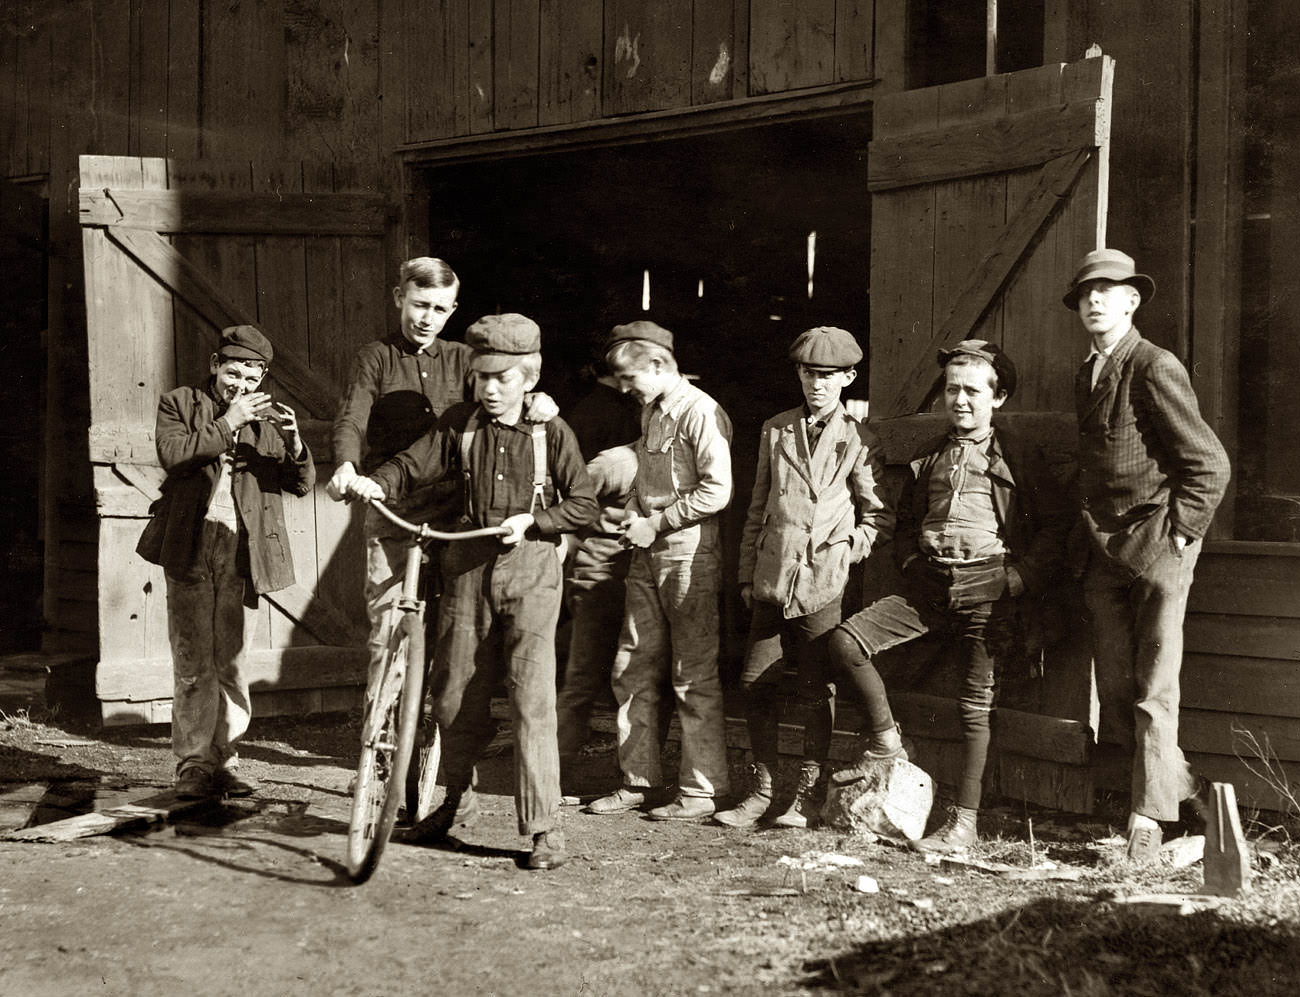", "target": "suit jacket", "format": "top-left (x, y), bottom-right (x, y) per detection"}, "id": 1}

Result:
top-left (137, 382), bottom-right (316, 596)
top-left (1073, 327), bottom-right (1230, 578)
top-left (894, 425), bottom-right (1070, 597)
top-left (739, 404), bottom-right (894, 618)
